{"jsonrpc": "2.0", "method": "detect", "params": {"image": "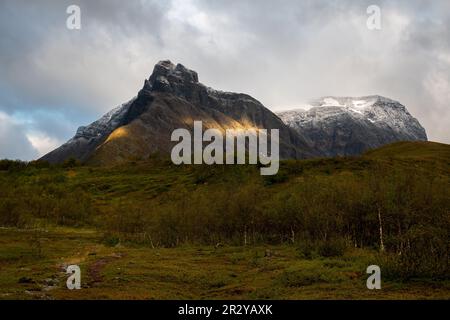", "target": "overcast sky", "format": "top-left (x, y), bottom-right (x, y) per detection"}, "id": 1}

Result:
top-left (0, 0), bottom-right (449, 160)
